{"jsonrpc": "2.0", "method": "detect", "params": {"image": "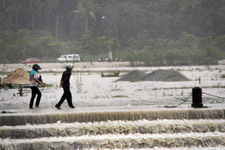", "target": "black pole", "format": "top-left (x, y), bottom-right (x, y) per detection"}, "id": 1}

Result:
top-left (192, 87), bottom-right (203, 108)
